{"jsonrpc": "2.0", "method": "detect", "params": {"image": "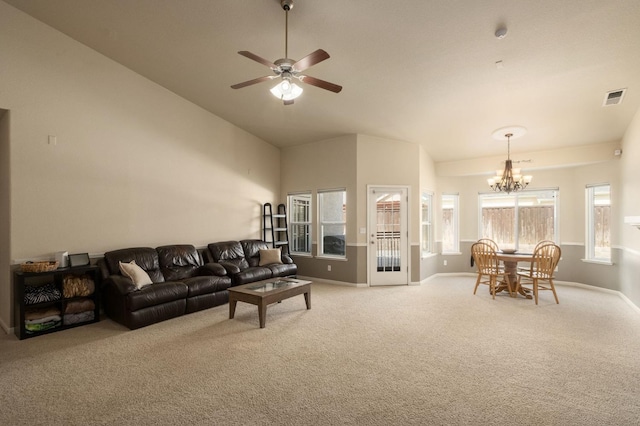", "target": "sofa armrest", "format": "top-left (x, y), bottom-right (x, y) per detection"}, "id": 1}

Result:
top-left (282, 254), bottom-right (294, 264)
top-left (199, 262), bottom-right (228, 277)
top-left (218, 260), bottom-right (241, 275)
top-left (104, 275), bottom-right (137, 295)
